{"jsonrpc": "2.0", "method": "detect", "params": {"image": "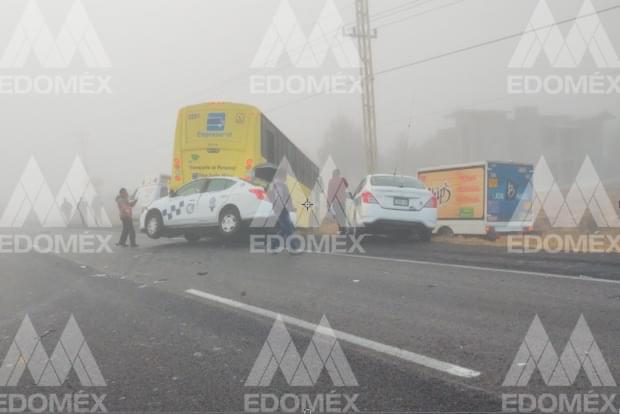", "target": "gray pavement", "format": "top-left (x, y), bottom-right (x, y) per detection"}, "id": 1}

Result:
top-left (1, 228), bottom-right (619, 413)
